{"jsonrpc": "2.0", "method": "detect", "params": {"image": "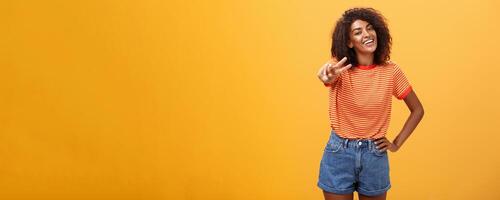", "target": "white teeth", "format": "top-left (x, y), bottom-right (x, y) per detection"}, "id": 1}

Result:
top-left (363, 39), bottom-right (373, 45)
